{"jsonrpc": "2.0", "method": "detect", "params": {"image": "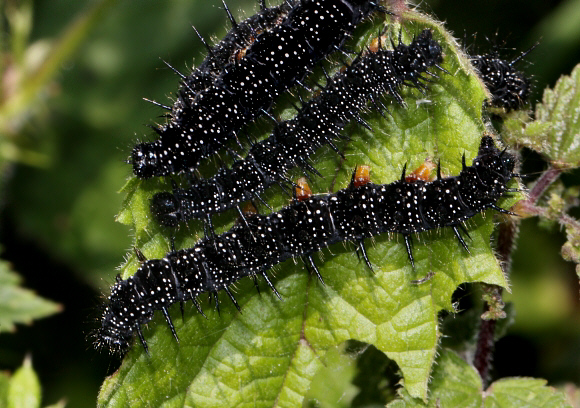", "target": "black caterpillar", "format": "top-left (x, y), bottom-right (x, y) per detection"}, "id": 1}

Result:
top-left (173, 1), bottom-right (295, 106)
top-left (471, 43), bottom-right (536, 111)
top-left (132, 0), bottom-right (386, 178)
top-left (151, 29), bottom-right (444, 228)
top-left (96, 135), bottom-right (517, 354)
